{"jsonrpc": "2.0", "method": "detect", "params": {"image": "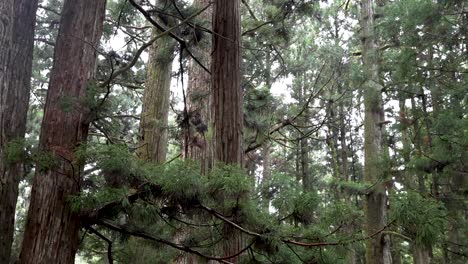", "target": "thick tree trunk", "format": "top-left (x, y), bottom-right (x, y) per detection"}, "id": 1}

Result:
top-left (138, 13), bottom-right (175, 163)
top-left (212, 0), bottom-right (243, 262)
top-left (0, 1), bottom-right (38, 263)
top-left (360, 0), bottom-right (392, 263)
top-left (212, 0), bottom-right (242, 166)
top-left (18, 0), bottom-right (106, 263)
